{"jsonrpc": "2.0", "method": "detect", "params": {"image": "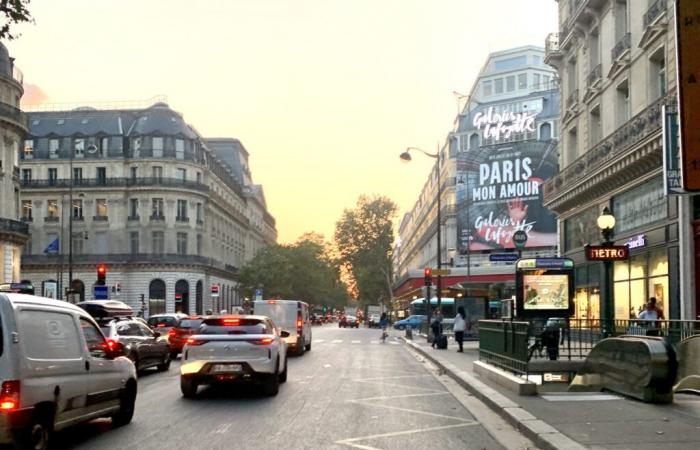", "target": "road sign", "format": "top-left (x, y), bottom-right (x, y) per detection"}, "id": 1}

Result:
top-left (663, 105), bottom-right (686, 194)
top-left (512, 230), bottom-right (528, 249)
top-left (432, 269), bottom-right (451, 276)
top-left (254, 288), bottom-right (263, 301)
top-left (94, 285), bottom-right (109, 300)
top-left (676, 0), bottom-right (700, 190)
top-left (585, 245), bottom-right (630, 261)
top-left (489, 253), bottom-right (519, 262)
top-left (211, 284), bottom-right (220, 298)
